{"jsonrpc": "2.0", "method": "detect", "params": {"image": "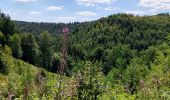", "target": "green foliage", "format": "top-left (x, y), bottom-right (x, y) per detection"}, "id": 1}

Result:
top-left (0, 11), bottom-right (15, 44)
top-left (69, 43), bottom-right (86, 60)
top-left (77, 61), bottom-right (105, 99)
top-left (0, 48), bottom-right (14, 75)
top-left (21, 65), bottom-right (33, 86)
top-left (15, 21), bottom-right (71, 35)
top-left (15, 13), bottom-right (170, 75)
top-left (0, 31), bottom-right (5, 47)
top-left (140, 46), bottom-right (159, 66)
top-left (7, 72), bottom-right (22, 98)
top-left (3, 45), bottom-right (12, 55)
top-left (10, 34), bottom-right (23, 58)
top-left (39, 31), bottom-right (53, 70)
top-left (0, 52), bottom-right (60, 99)
top-left (1, 11), bottom-right (170, 99)
top-left (0, 53), bottom-right (10, 75)
top-left (123, 58), bottom-right (149, 94)
top-left (90, 46), bottom-right (105, 61)
top-left (106, 68), bottom-right (122, 86)
top-left (21, 33), bottom-right (39, 65)
top-left (103, 45), bottom-right (135, 74)
top-left (51, 52), bottom-right (61, 73)
top-left (99, 84), bottom-right (135, 100)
